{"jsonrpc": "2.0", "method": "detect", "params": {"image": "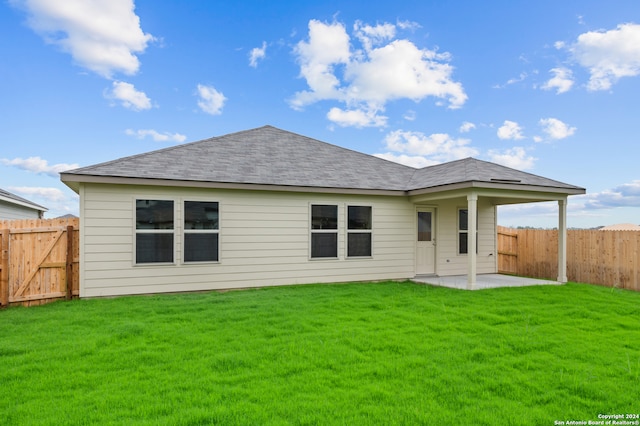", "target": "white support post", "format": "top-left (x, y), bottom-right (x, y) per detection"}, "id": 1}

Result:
top-left (467, 192), bottom-right (478, 290)
top-left (558, 198), bottom-right (568, 283)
